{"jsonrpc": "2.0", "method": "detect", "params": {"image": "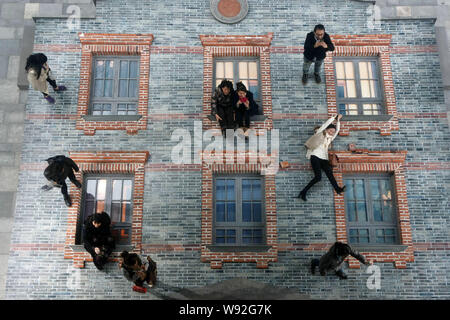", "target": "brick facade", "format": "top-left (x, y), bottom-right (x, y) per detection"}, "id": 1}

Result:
top-left (6, 0), bottom-right (450, 299)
